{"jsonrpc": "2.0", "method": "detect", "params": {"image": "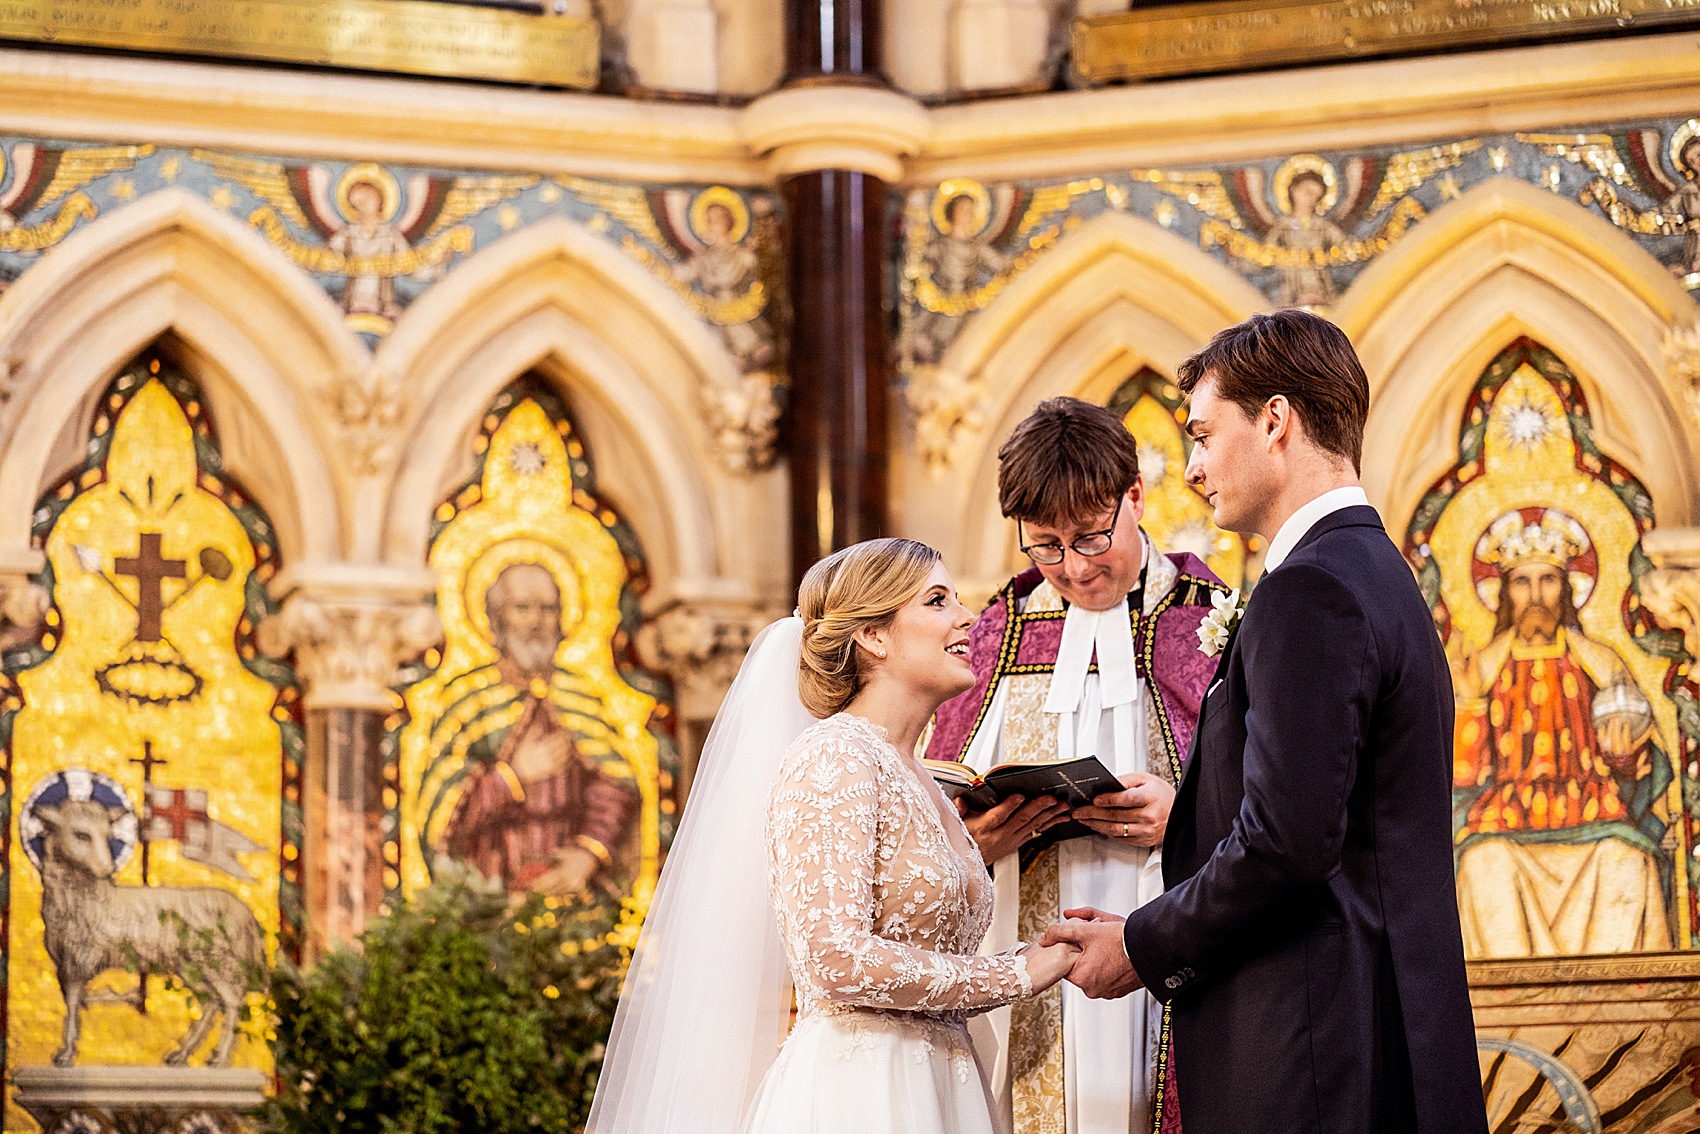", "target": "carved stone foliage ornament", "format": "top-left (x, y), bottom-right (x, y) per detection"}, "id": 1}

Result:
top-left (638, 602), bottom-right (771, 719)
top-left (329, 365), bottom-right (408, 477)
top-left (257, 593), bottom-right (442, 711)
top-left (904, 366), bottom-right (986, 474)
